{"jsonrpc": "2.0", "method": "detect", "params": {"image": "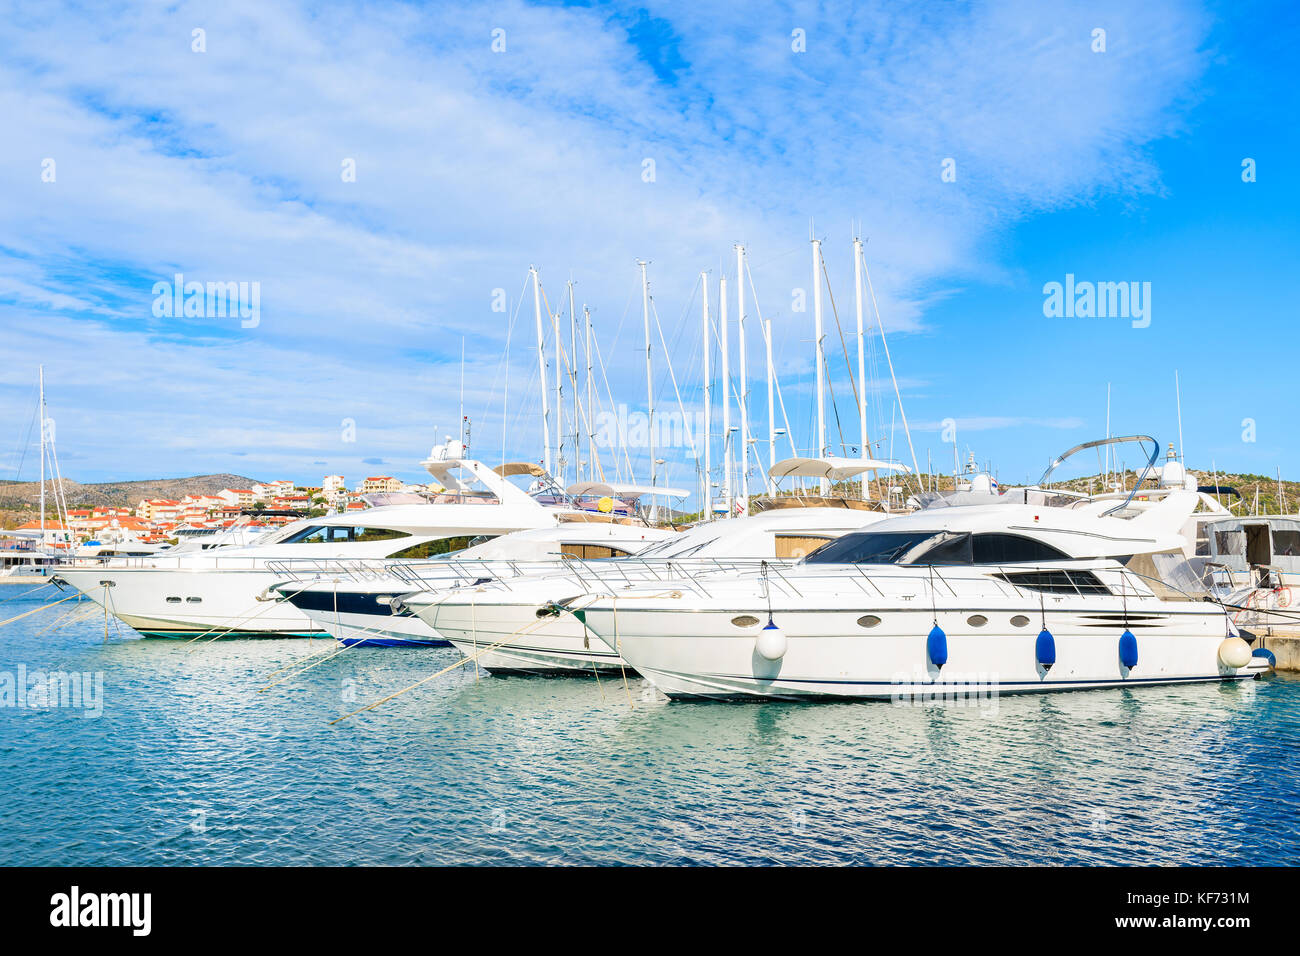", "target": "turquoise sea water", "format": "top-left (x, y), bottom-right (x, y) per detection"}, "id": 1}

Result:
top-left (1, 585), bottom-right (1297, 866)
